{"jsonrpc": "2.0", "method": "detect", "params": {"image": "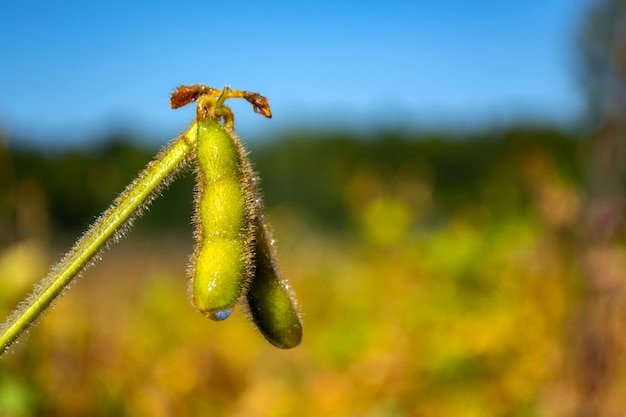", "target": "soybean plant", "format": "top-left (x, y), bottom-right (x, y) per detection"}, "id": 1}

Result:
top-left (0, 85), bottom-right (302, 354)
